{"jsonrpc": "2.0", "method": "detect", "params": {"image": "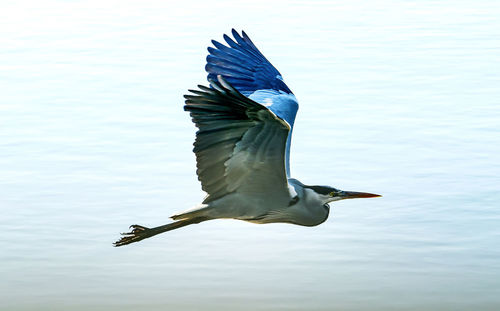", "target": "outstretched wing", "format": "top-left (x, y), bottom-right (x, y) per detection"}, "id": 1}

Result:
top-left (184, 76), bottom-right (291, 205)
top-left (206, 29), bottom-right (299, 176)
